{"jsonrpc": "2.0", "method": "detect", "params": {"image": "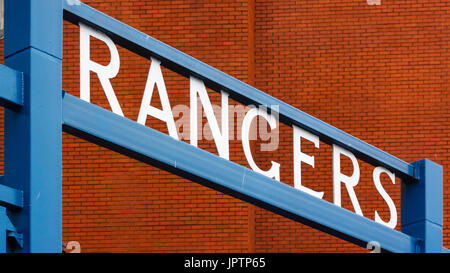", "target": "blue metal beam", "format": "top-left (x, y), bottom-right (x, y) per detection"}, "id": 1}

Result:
top-left (0, 207), bottom-right (6, 253)
top-left (62, 1), bottom-right (415, 180)
top-left (0, 64), bottom-right (23, 111)
top-left (3, 0), bottom-right (62, 253)
top-left (402, 160), bottom-right (443, 253)
top-left (62, 92), bottom-right (418, 253)
top-left (0, 204), bottom-right (23, 251)
top-left (0, 177), bottom-right (24, 210)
